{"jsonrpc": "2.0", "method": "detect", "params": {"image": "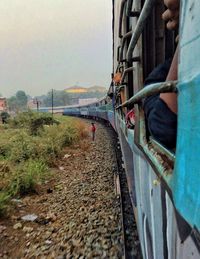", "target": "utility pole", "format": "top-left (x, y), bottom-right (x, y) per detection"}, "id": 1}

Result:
top-left (36, 98), bottom-right (39, 112)
top-left (33, 98), bottom-right (40, 112)
top-left (51, 89), bottom-right (54, 117)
